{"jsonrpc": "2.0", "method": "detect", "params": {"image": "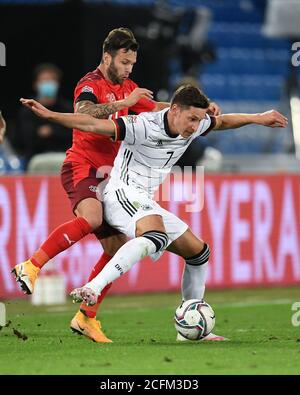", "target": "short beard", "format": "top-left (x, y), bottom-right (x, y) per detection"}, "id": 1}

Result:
top-left (107, 60), bottom-right (122, 85)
